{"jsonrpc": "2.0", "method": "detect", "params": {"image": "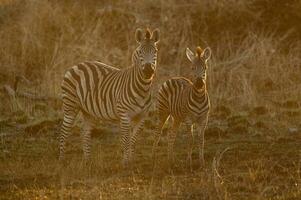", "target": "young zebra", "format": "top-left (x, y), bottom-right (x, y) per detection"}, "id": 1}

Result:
top-left (153, 46), bottom-right (211, 167)
top-left (60, 28), bottom-right (160, 166)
